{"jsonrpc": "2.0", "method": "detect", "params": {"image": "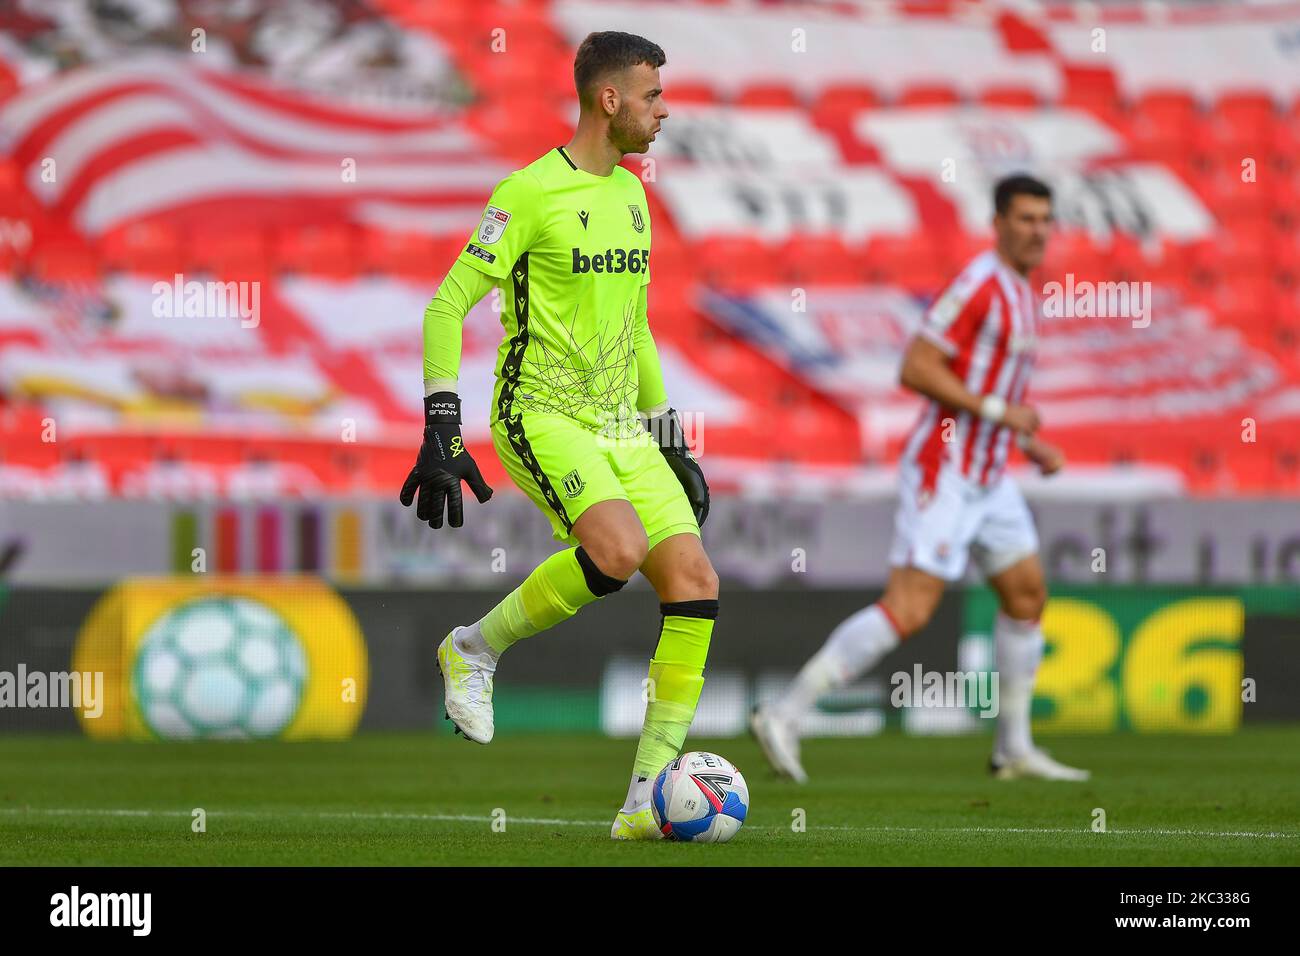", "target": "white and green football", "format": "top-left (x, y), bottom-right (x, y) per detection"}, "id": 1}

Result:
top-left (131, 596), bottom-right (308, 739)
